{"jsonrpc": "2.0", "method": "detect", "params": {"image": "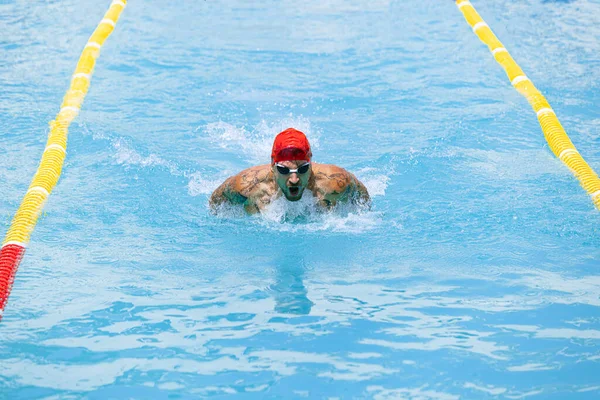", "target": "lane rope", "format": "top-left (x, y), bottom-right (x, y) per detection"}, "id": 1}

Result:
top-left (0, 1), bottom-right (127, 320)
top-left (455, 0), bottom-right (600, 210)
